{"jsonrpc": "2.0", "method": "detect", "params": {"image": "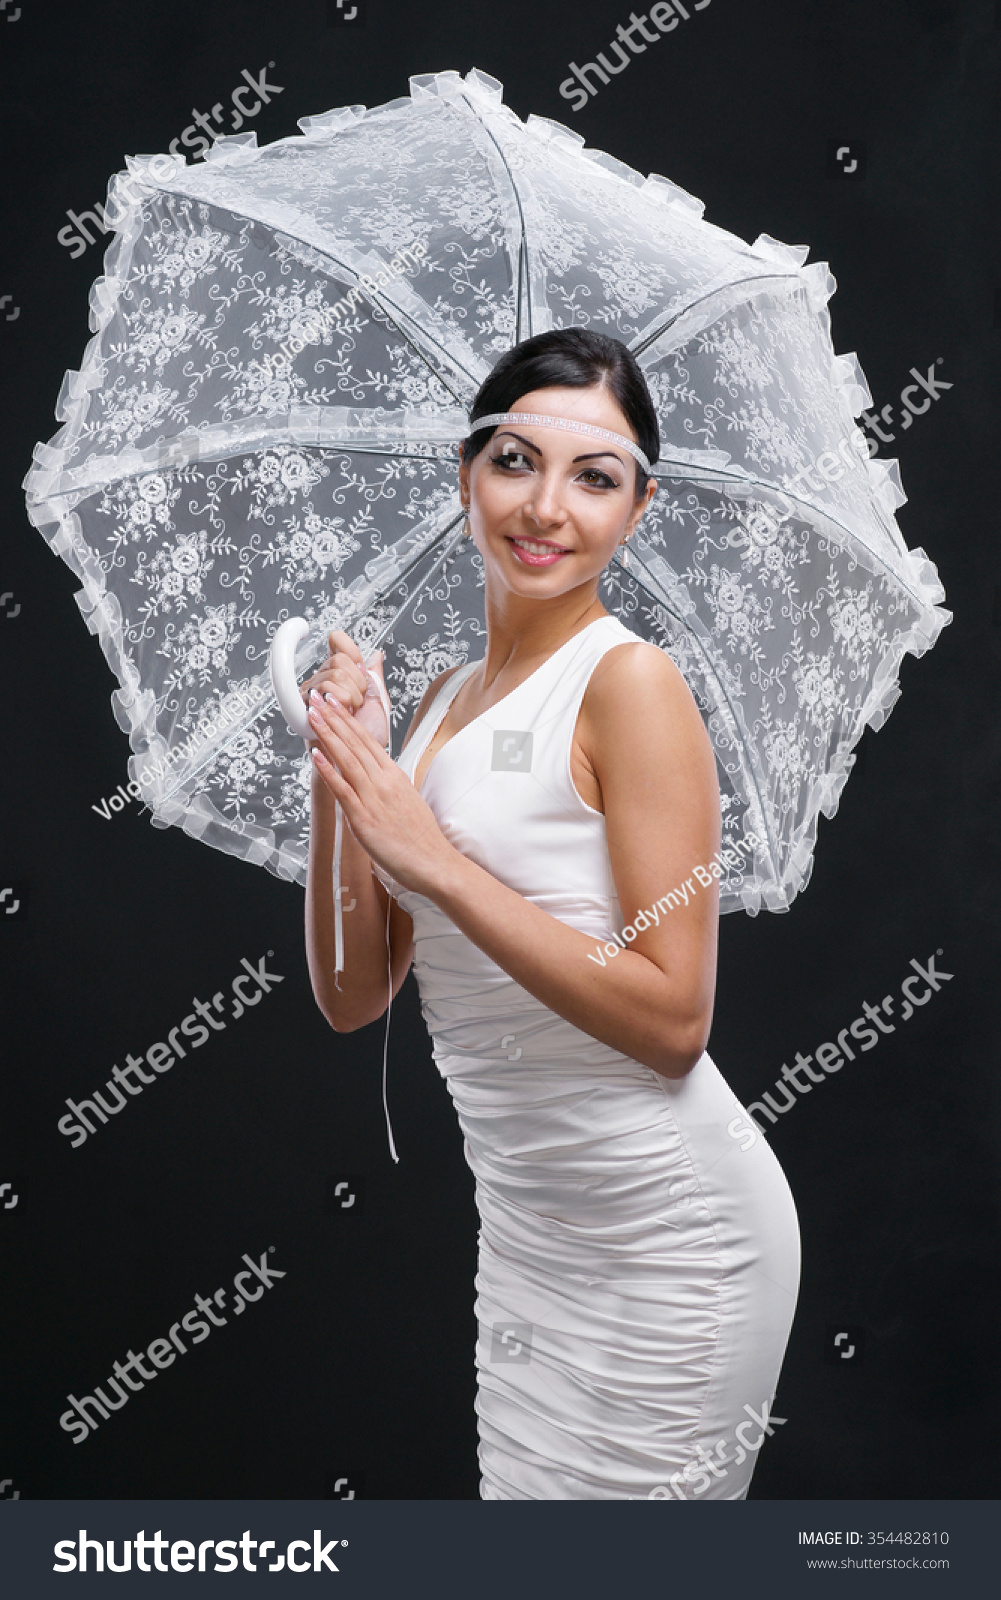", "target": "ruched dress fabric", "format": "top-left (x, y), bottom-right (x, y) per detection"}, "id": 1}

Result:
top-left (372, 615), bottom-right (801, 1500)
